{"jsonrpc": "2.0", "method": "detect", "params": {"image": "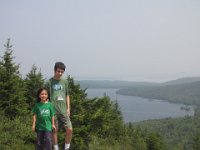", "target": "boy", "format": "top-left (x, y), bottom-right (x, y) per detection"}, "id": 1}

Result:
top-left (45, 62), bottom-right (72, 150)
